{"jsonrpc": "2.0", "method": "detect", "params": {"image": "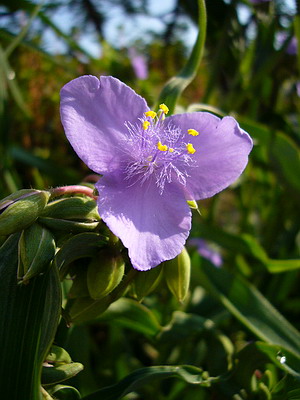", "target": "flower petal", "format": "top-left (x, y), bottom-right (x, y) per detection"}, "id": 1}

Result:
top-left (95, 173), bottom-right (191, 271)
top-left (167, 113), bottom-right (253, 200)
top-left (60, 75), bottom-right (149, 174)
